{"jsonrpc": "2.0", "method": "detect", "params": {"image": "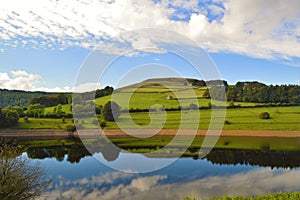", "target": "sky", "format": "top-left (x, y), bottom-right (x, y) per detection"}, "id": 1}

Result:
top-left (0, 0), bottom-right (299, 92)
